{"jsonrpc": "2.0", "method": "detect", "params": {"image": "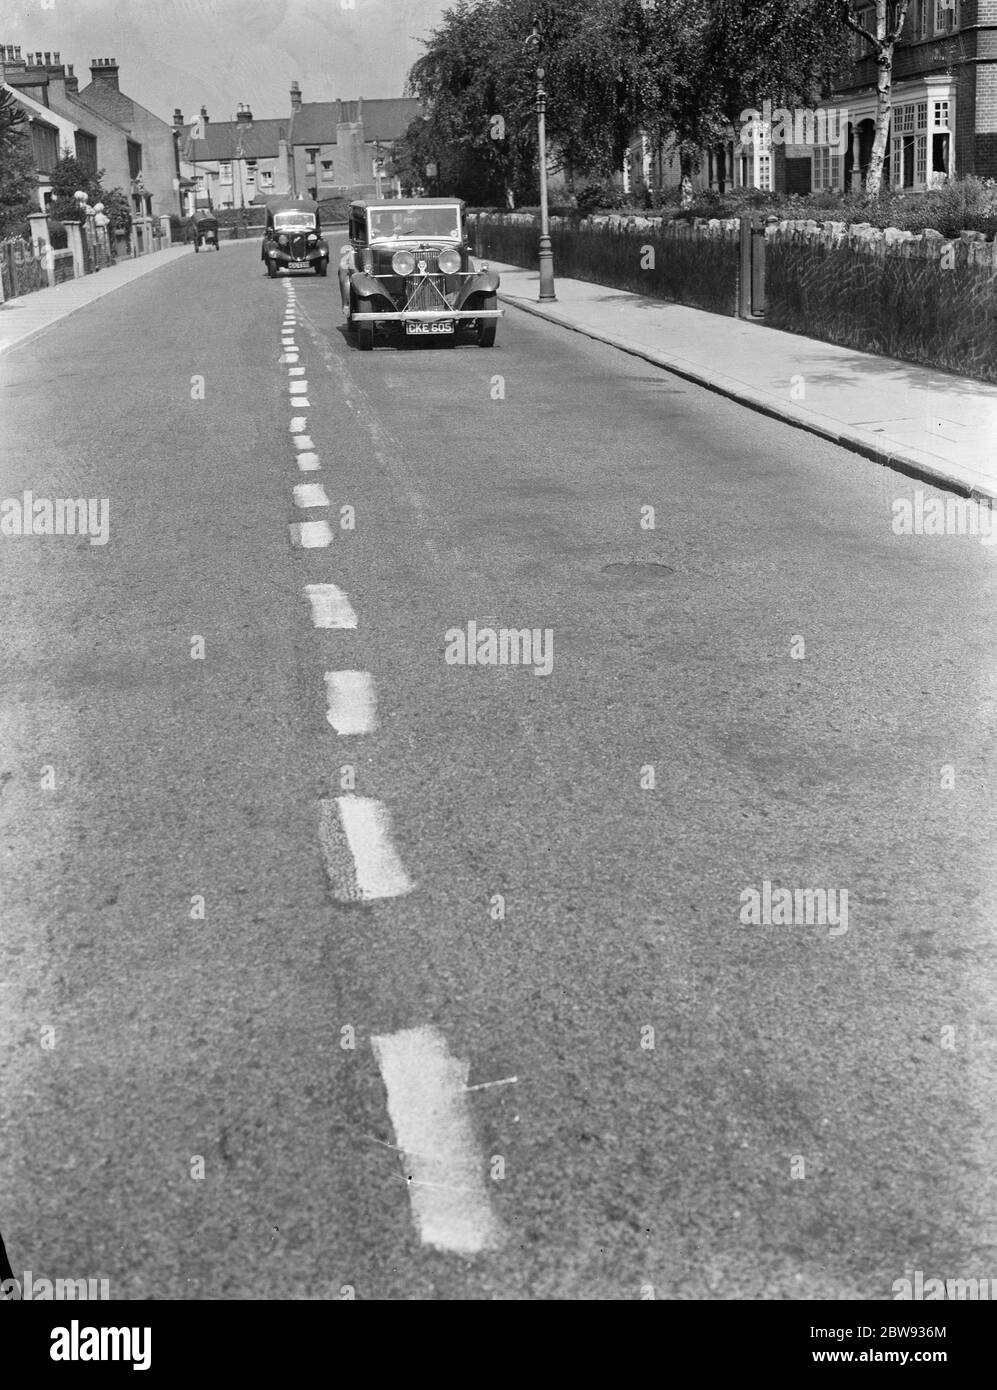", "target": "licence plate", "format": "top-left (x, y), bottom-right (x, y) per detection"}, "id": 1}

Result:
top-left (288, 260), bottom-right (308, 269)
top-left (407, 321), bottom-right (454, 335)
